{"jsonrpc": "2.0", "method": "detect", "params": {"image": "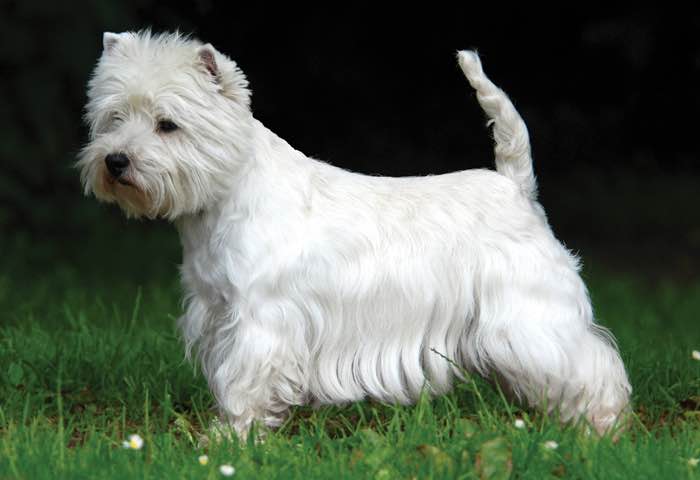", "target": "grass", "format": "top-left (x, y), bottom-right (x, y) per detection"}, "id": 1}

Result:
top-left (1, 231), bottom-right (699, 479)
